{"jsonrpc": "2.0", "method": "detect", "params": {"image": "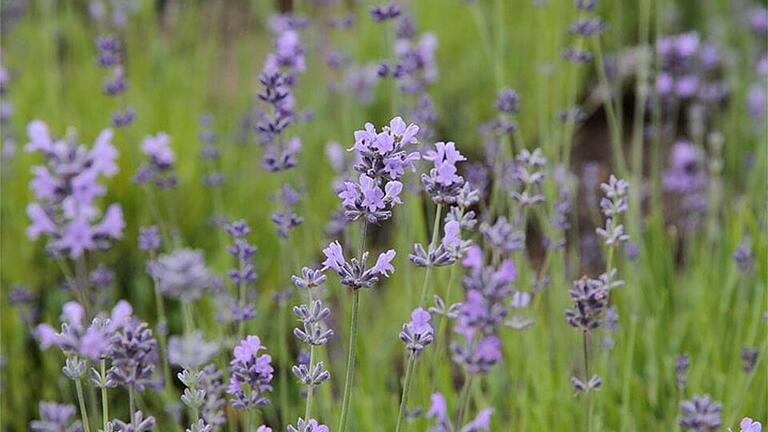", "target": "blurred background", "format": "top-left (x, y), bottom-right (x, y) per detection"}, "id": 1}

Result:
top-left (1, 0), bottom-right (766, 430)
